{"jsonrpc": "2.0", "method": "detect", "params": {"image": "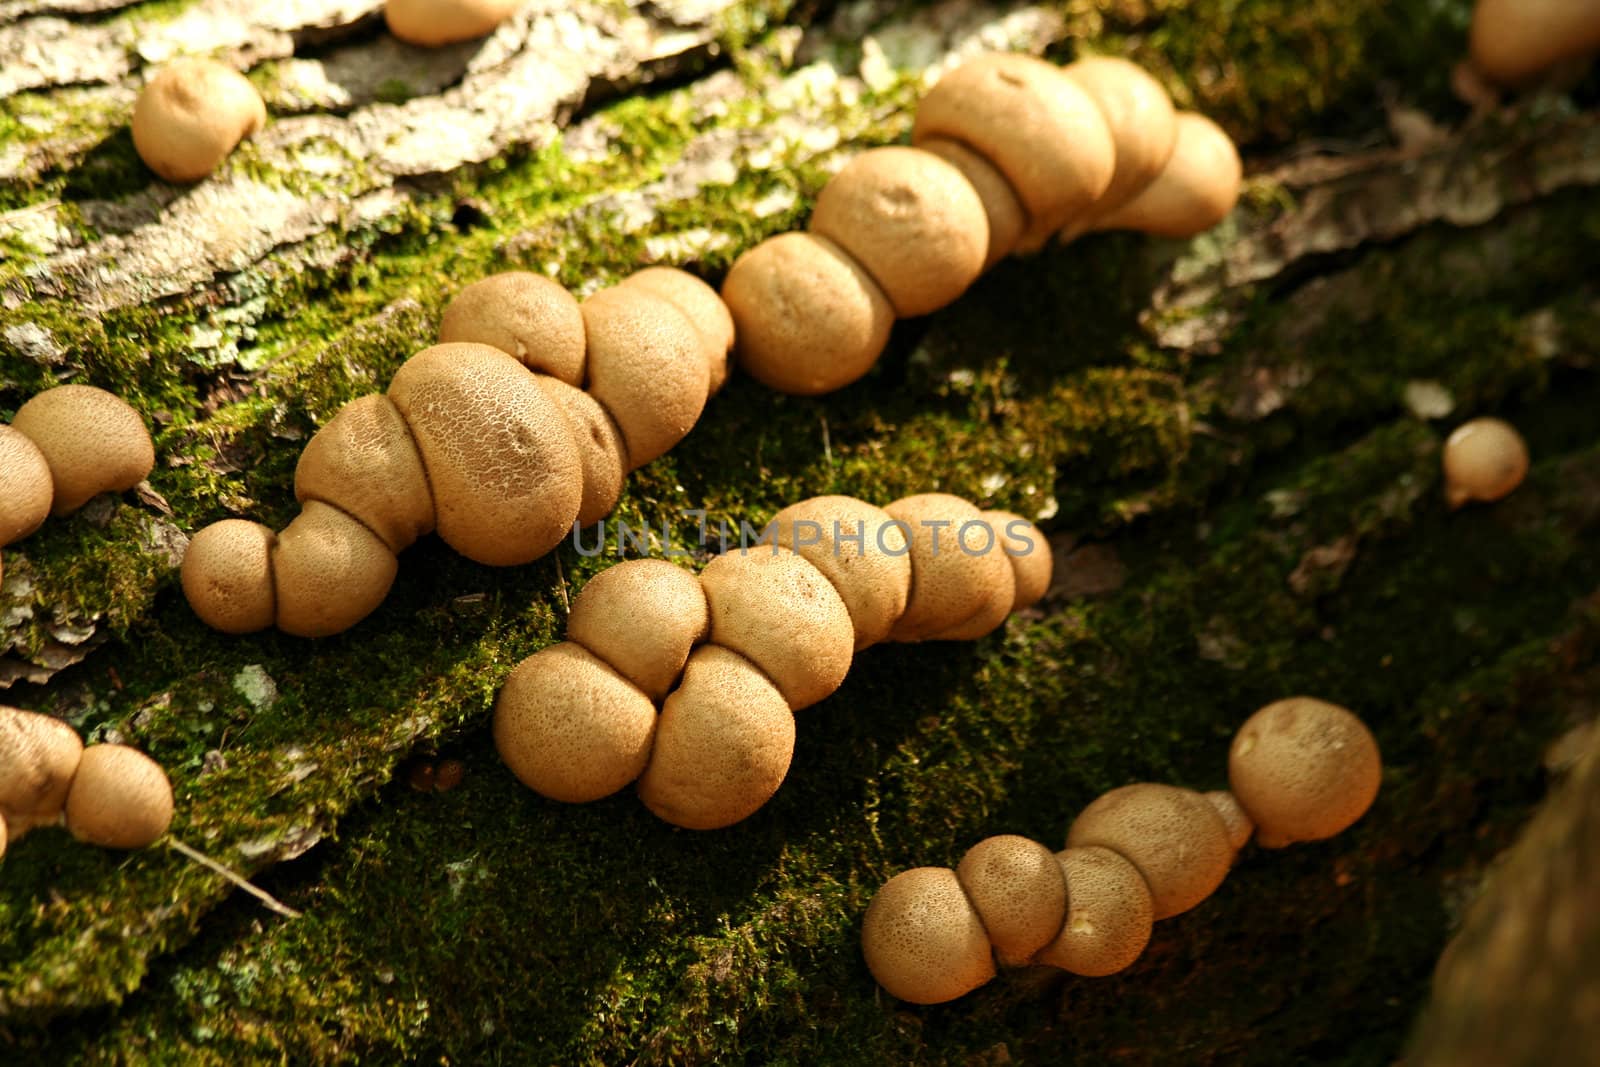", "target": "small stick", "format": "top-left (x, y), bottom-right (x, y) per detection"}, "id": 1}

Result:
top-left (167, 836), bottom-right (303, 919)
